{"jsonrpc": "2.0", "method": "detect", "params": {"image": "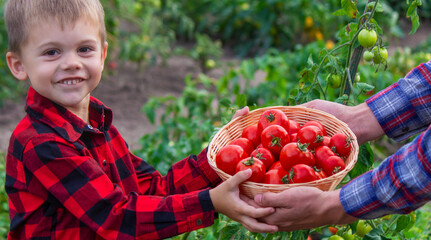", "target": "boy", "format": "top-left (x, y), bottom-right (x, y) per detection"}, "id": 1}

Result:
top-left (3, 0), bottom-right (277, 239)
